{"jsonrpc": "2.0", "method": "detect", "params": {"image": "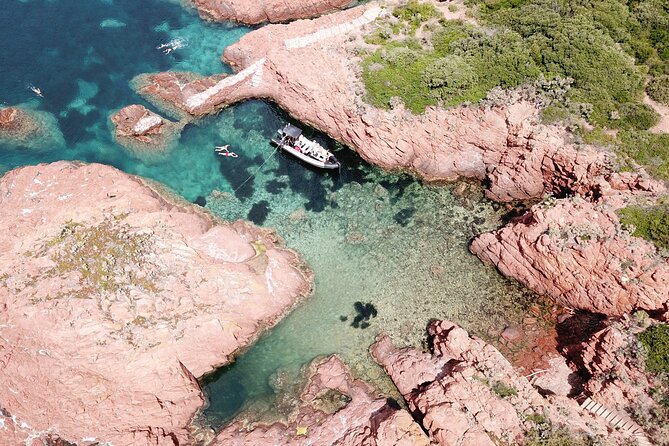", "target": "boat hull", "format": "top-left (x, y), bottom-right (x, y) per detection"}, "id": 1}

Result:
top-left (272, 138), bottom-right (341, 169)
